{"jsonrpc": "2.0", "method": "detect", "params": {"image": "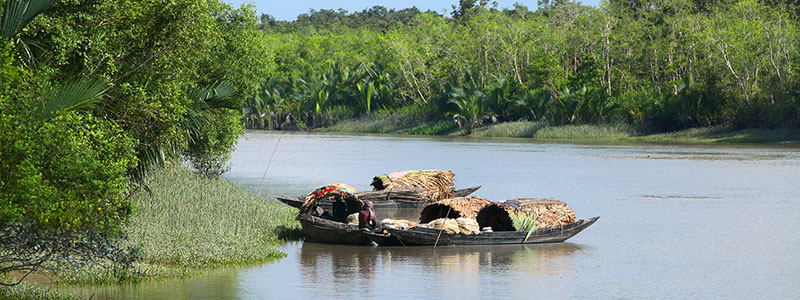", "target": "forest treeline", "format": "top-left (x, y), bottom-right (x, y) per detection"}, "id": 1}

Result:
top-left (246, 0), bottom-right (800, 133)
